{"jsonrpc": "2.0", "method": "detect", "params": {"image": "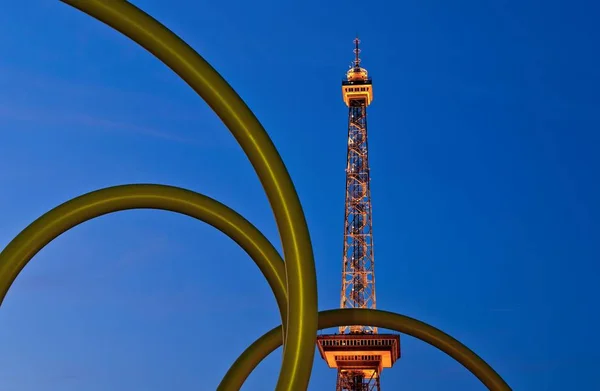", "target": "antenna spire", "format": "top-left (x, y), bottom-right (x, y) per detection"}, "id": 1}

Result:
top-left (353, 36), bottom-right (361, 68)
